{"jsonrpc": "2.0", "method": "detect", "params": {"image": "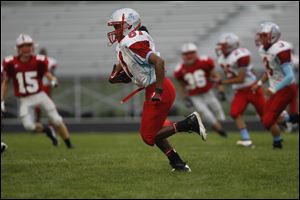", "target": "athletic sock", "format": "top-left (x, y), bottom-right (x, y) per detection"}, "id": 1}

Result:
top-left (174, 119), bottom-right (189, 132)
top-left (240, 128), bottom-right (250, 140)
top-left (64, 138), bottom-right (73, 149)
top-left (273, 135), bottom-right (282, 142)
top-left (165, 149), bottom-right (184, 164)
